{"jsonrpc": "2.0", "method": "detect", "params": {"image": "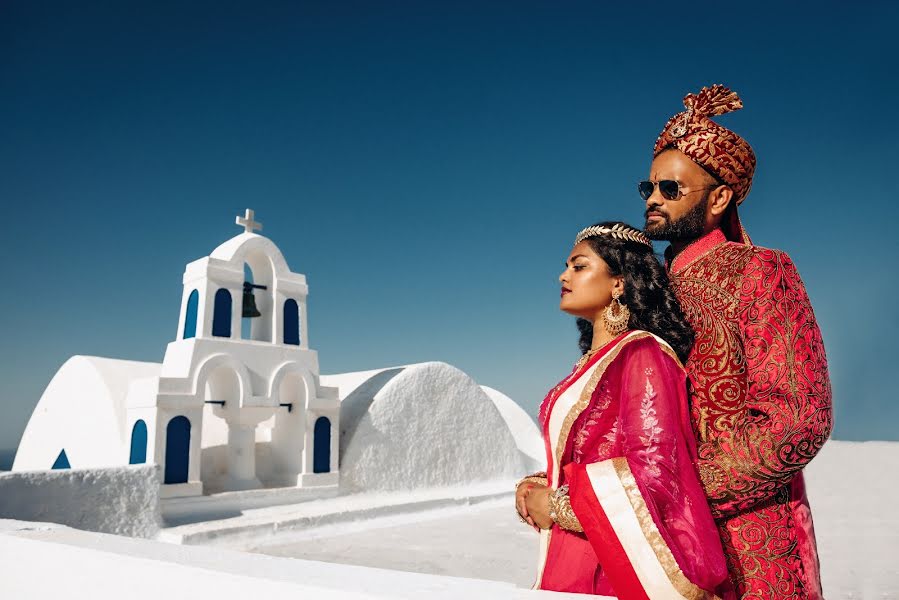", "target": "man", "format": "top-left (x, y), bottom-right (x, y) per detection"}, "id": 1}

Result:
top-left (642, 84), bottom-right (833, 599)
